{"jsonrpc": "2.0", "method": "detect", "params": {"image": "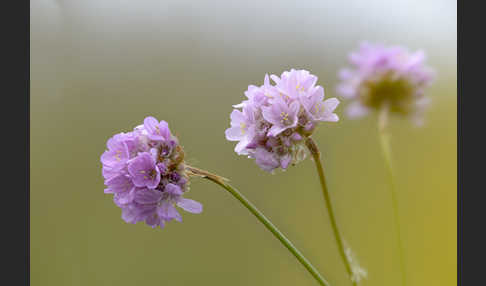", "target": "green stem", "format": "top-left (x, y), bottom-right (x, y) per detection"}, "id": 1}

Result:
top-left (185, 166), bottom-right (331, 286)
top-left (305, 137), bottom-right (357, 286)
top-left (378, 107), bottom-right (406, 286)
